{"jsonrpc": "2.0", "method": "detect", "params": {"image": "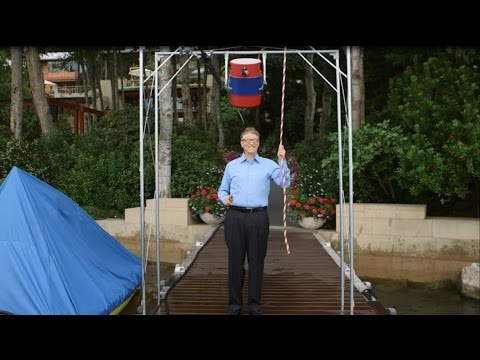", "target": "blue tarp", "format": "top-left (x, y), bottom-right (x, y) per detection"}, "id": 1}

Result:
top-left (0, 167), bottom-right (141, 315)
